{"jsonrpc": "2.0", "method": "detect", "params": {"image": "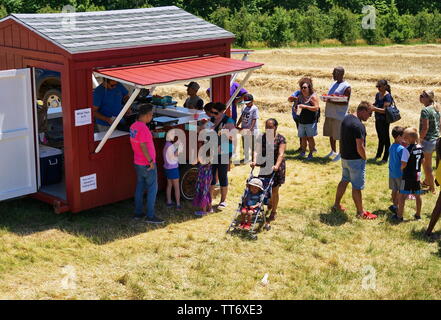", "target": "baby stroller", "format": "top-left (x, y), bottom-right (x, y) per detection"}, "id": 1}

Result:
top-left (226, 168), bottom-right (276, 240)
